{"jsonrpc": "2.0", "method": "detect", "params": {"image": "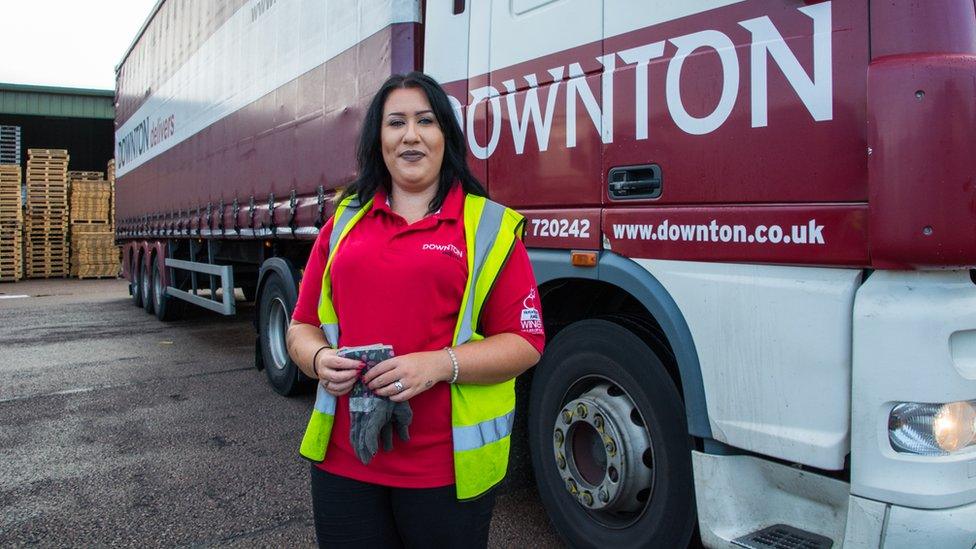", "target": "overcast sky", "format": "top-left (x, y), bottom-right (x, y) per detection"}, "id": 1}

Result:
top-left (0, 0), bottom-right (158, 90)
